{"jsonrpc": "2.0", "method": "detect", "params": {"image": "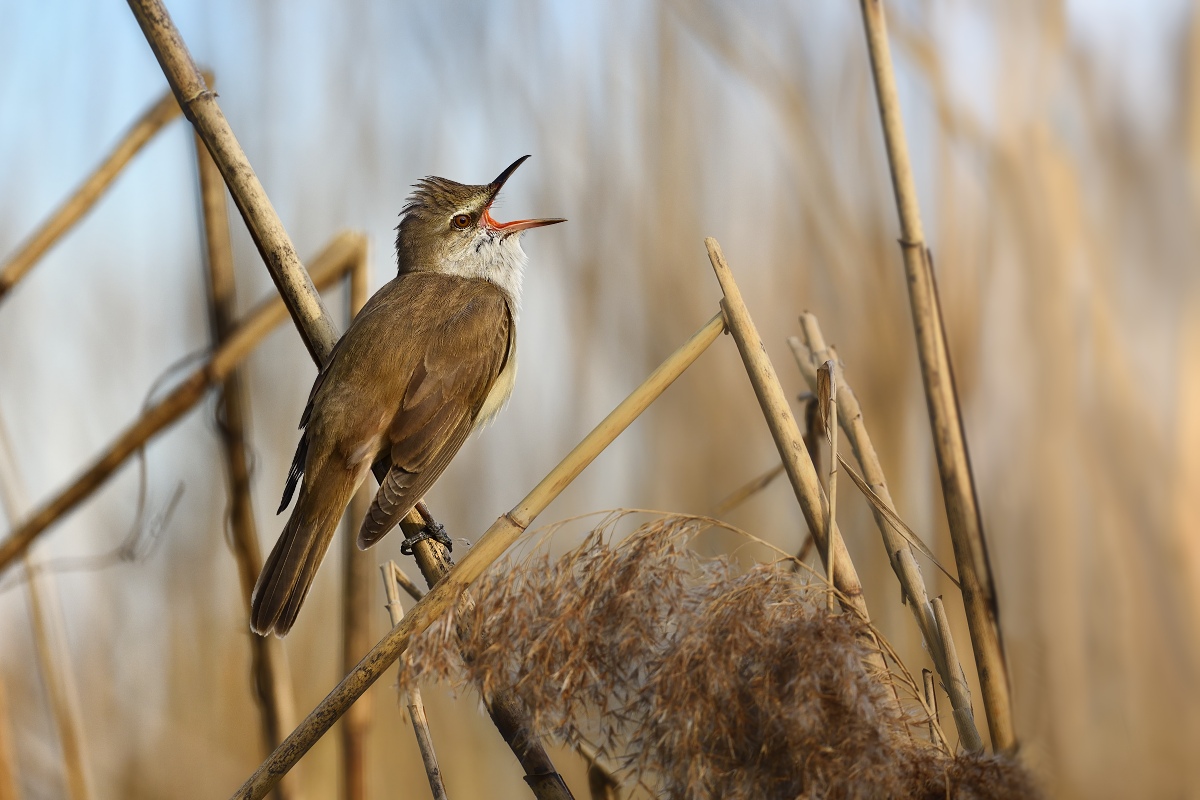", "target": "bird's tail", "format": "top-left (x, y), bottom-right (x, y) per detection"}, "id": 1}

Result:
top-left (251, 469), bottom-right (358, 637)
